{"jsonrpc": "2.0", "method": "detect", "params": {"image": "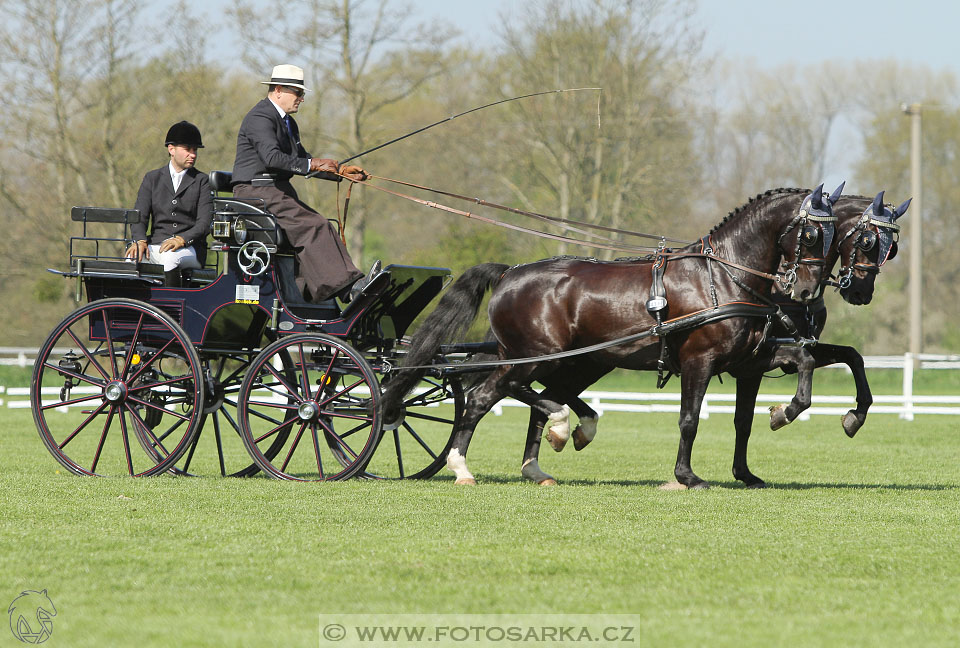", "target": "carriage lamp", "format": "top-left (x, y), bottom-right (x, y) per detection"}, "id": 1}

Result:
top-left (58, 351), bottom-right (81, 401)
top-left (212, 216), bottom-right (248, 244)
